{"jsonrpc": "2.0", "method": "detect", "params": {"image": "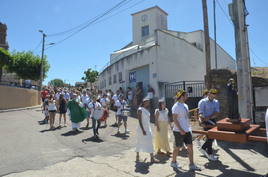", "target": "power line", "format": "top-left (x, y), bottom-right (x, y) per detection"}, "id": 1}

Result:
top-left (250, 48), bottom-right (268, 65)
top-left (216, 0), bottom-right (267, 66)
top-left (32, 39), bottom-right (42, 52)
top-left (90, 0), bottom-right (146, 26)
top-left (45, 0), bottom-right (145, 51)
top-left (46, 0), bottom-right (134, 37)
top-left (216, 0), bottom-right (233, 25)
